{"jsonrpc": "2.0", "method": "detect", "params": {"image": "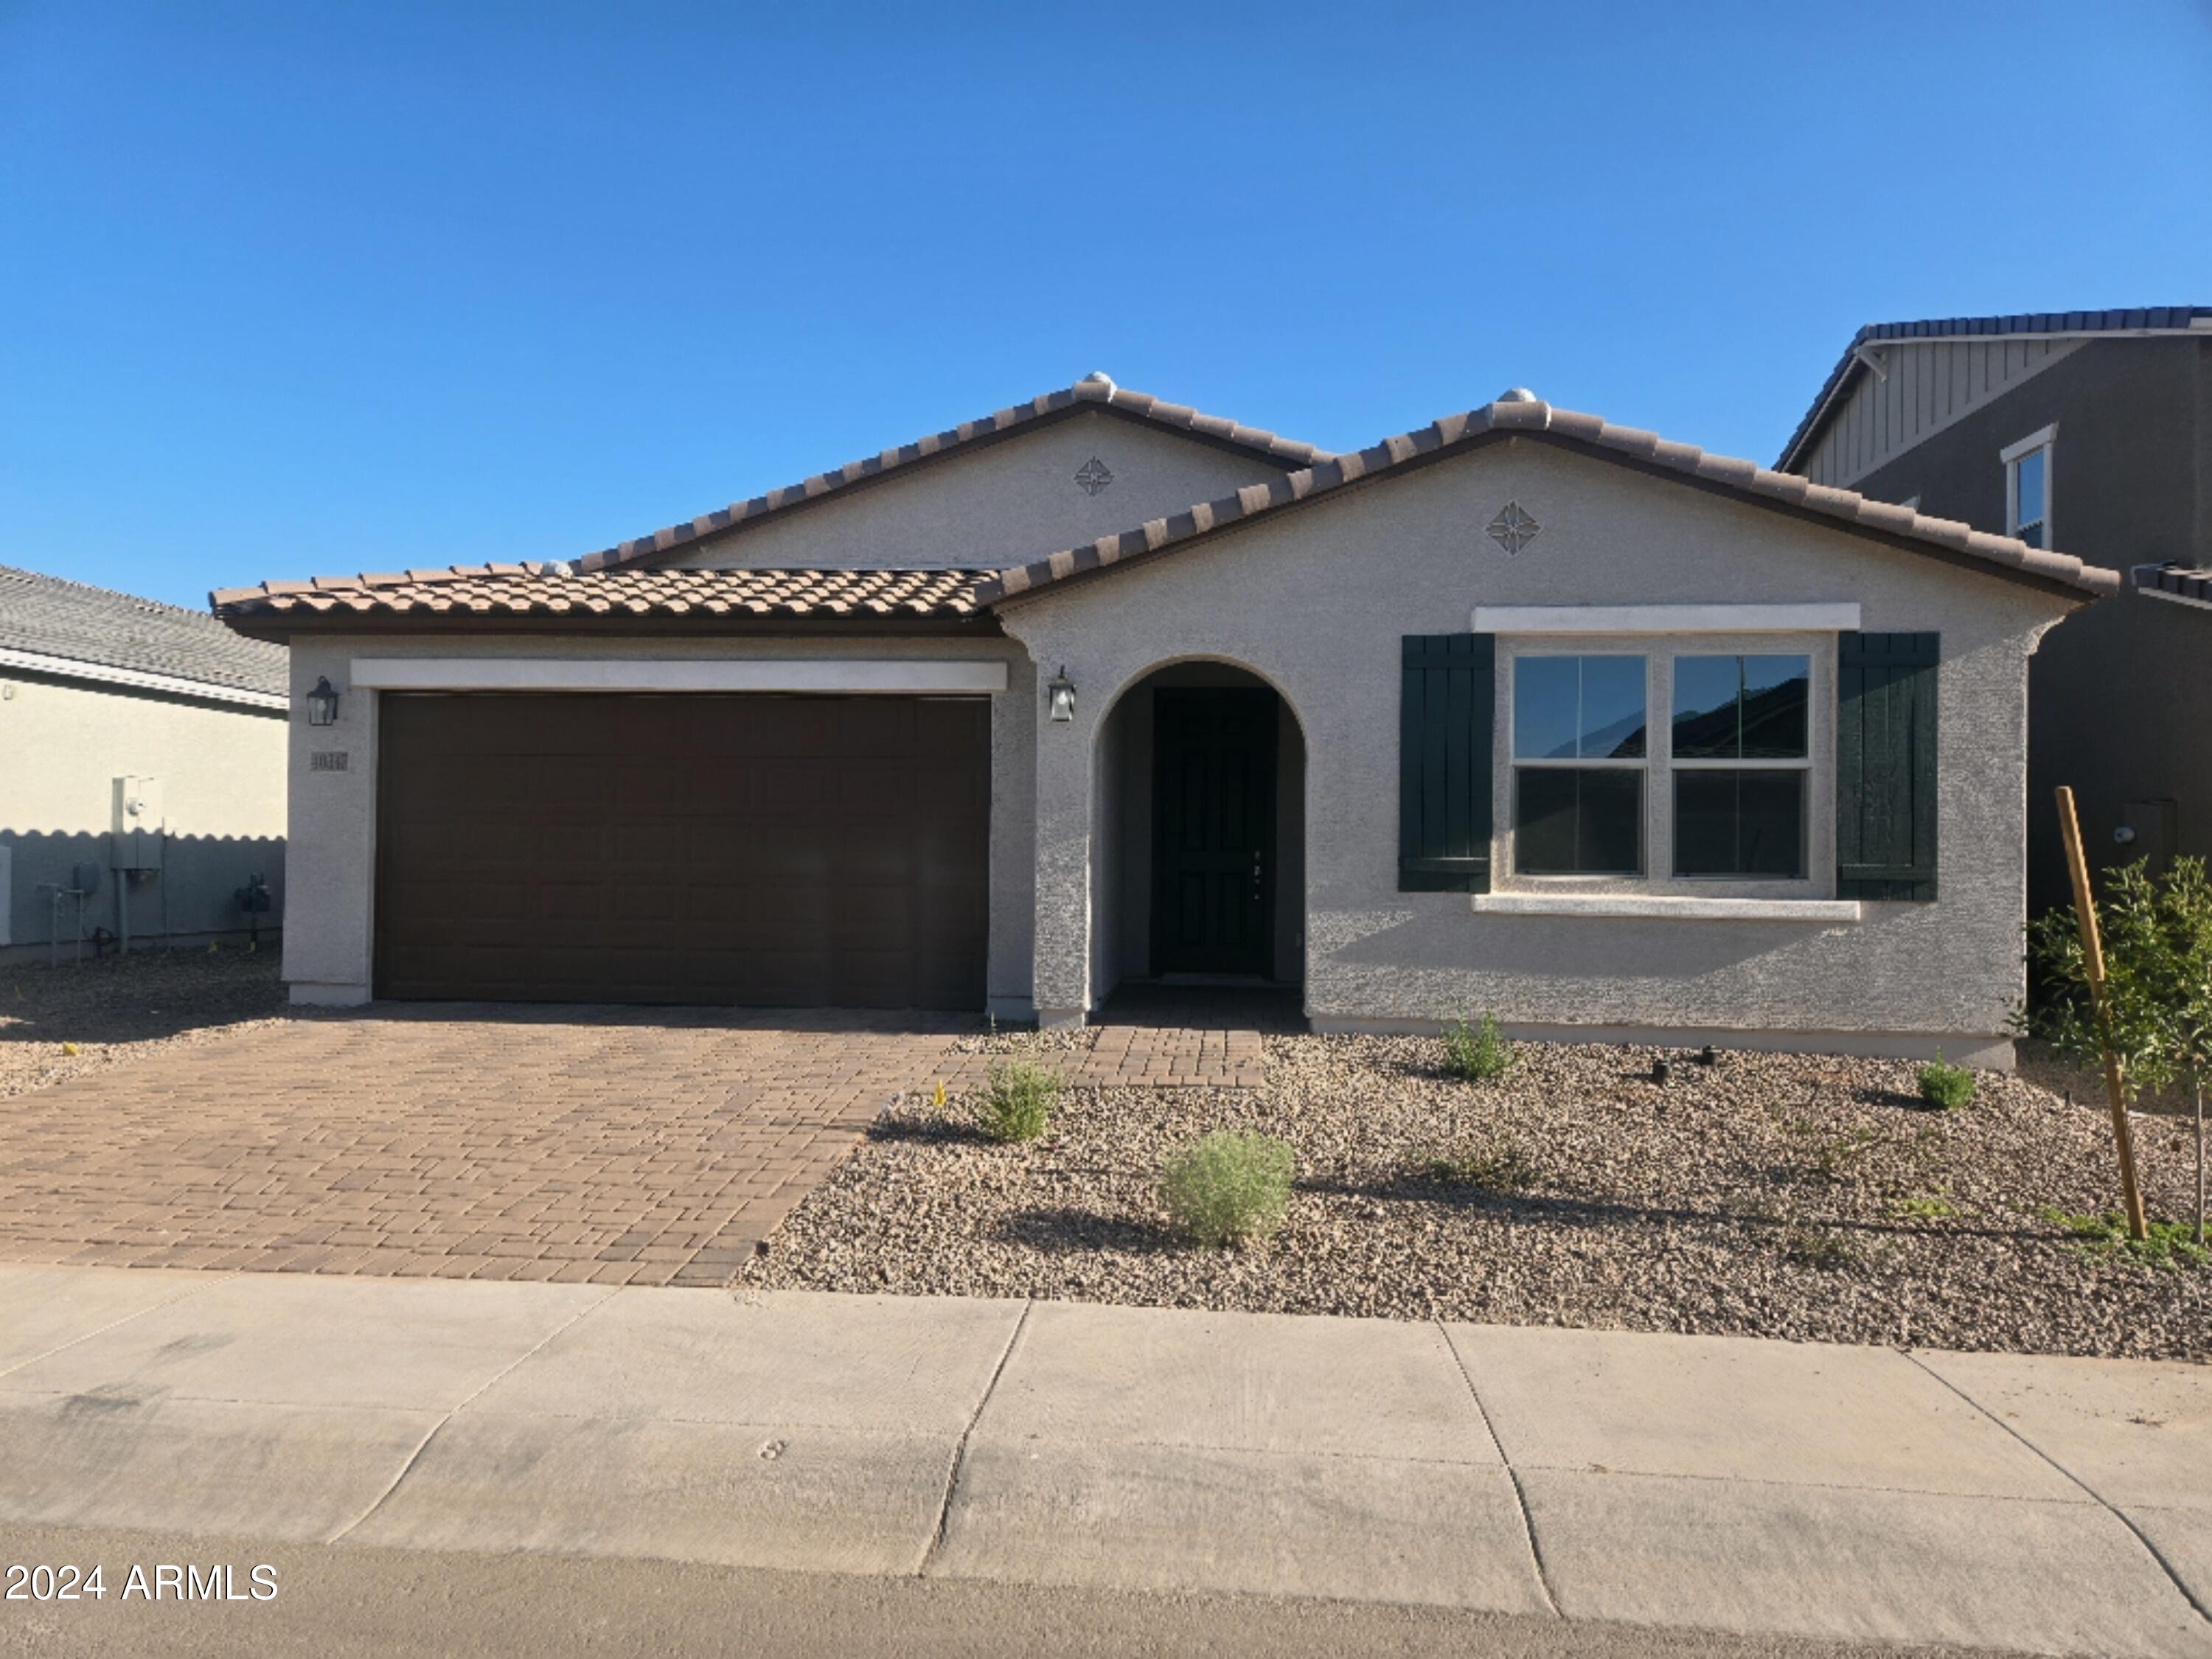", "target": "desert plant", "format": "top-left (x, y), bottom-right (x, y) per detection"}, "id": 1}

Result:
top-left (1916, 1052), bottom-right (1976, 1111)
top-left (976, 1056), bottom-right (1058, 1144)
top-left (1158, 1131), bottom-right (1295, 1247)
top-left (1441, 1012), bottom-right (1512, 1082)
top-left (1885, 1195), bottom-right (1957, 1222)
top-left (2023, 855), bottom-right (2212, 1245)
top-left (2041, 1208), bottom-right (2210, 1271)
top-left (1778, 1226), bottom-right (1862, 1271)
top-left (1420, 1142), bottom-right (1538, 1193)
